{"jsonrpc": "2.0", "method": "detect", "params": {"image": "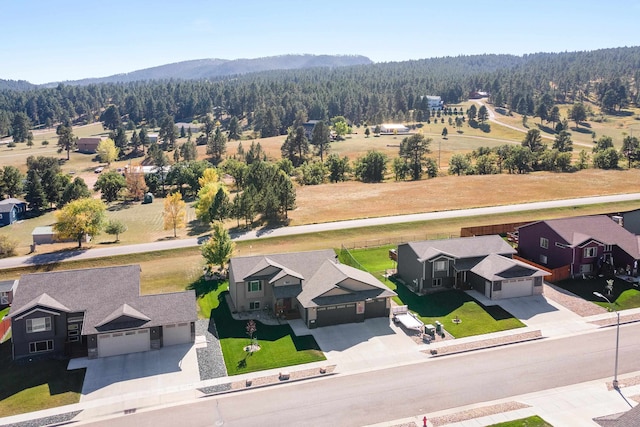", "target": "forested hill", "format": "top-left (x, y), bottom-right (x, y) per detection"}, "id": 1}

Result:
top-left (0, 79), bottom-right (35, 91)
top-left (45, 54), bottom-right (374, 86)
top-left (1, 47), bottom-right (640, 138)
